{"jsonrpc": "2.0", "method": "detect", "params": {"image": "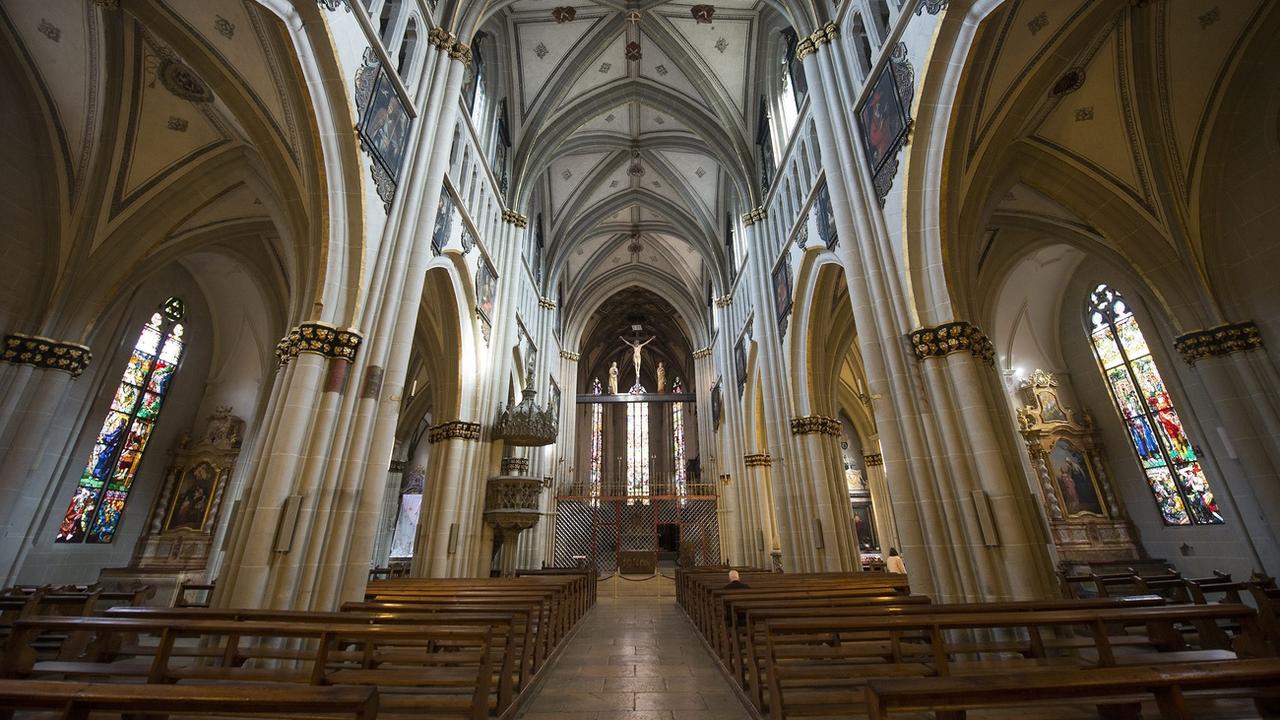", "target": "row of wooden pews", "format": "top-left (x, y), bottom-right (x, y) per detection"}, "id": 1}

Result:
top-left (677, 568), bottom-right (1280, 719)
top-left (1, 570), bottom-right (594, 720)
